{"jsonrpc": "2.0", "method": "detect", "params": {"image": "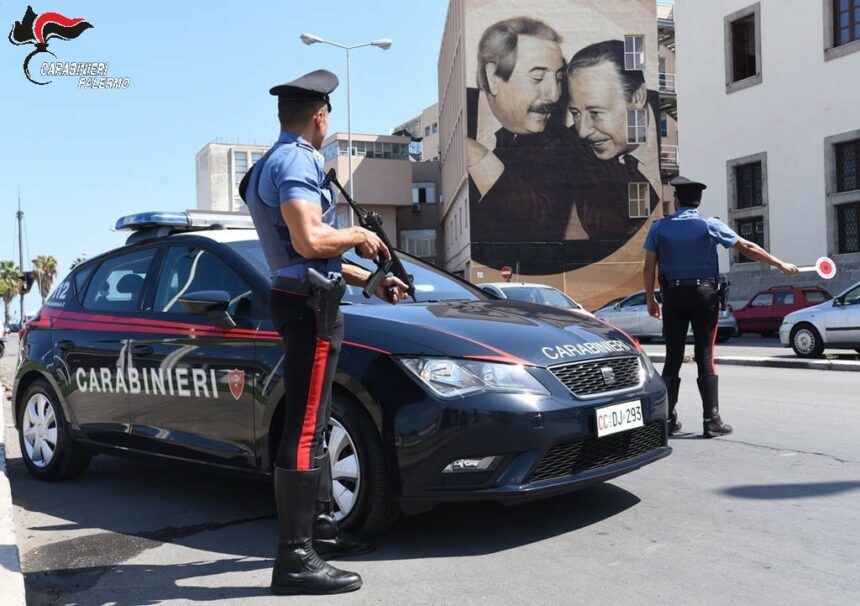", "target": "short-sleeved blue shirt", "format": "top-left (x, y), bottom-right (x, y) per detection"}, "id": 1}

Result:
top-left (244, 131), bottom-right (340, 279)
top-left (643, 207), bottom-right (739, 280)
